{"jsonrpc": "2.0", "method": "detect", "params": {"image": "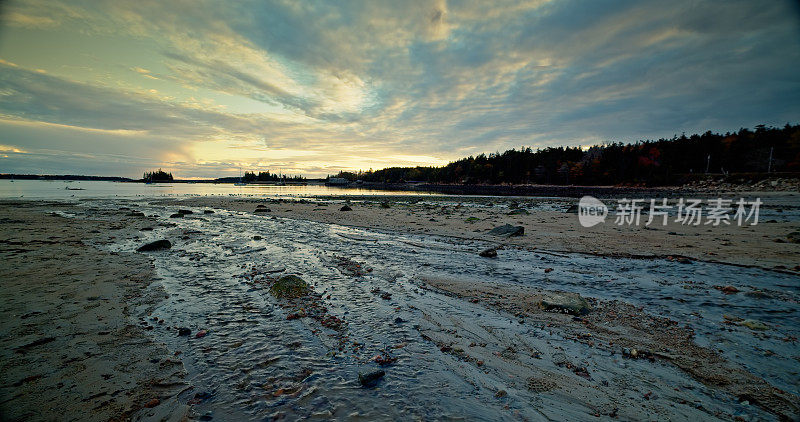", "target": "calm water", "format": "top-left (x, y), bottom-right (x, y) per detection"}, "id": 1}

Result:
top-left (0, 179), bottom-right (439, 199)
